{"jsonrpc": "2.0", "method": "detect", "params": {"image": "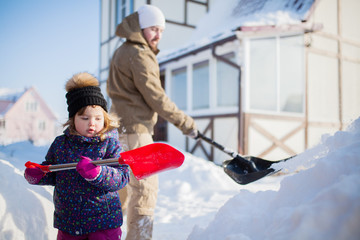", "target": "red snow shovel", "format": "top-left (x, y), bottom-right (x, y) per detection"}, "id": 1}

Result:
top-left (25, 143), bottom-right (185, 180)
